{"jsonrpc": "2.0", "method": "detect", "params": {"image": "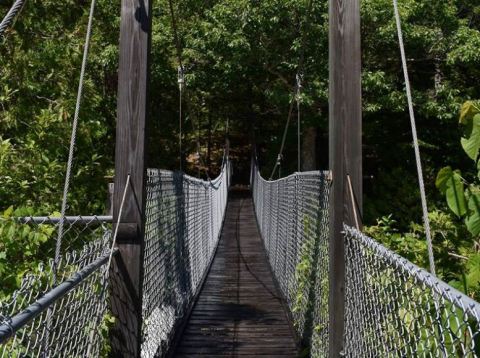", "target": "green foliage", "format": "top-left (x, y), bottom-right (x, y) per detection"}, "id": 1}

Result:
top-left (365, 208), bottom-right (480, 299)
top-left (436, 166), bottom-right (467, 217)
top-left (0, 206), bottom-right (56, 296)
top-left (1, 0), bottom-right (479, 224)
top-left (461, 111), bottom-right (480, 160)
top-left (1, 0), bottom-right (480, 345)
top-left (99, 313), bottom-right (115, 357)
top-left (0, 0), bottom-right (119, 215)
top-left (436, 101), bottom-right (480, 236)
top-left (292, 217), bottom-right (315, 317)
